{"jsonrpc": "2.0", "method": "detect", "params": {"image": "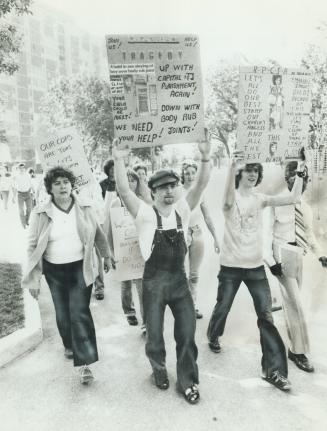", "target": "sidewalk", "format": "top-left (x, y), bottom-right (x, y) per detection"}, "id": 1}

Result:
top-left (0, 202), bottom-right (43, 367)
top-left (1, 241), bottom-right (327, 431)
top-left (1, 169), bottom-right (327, 431)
